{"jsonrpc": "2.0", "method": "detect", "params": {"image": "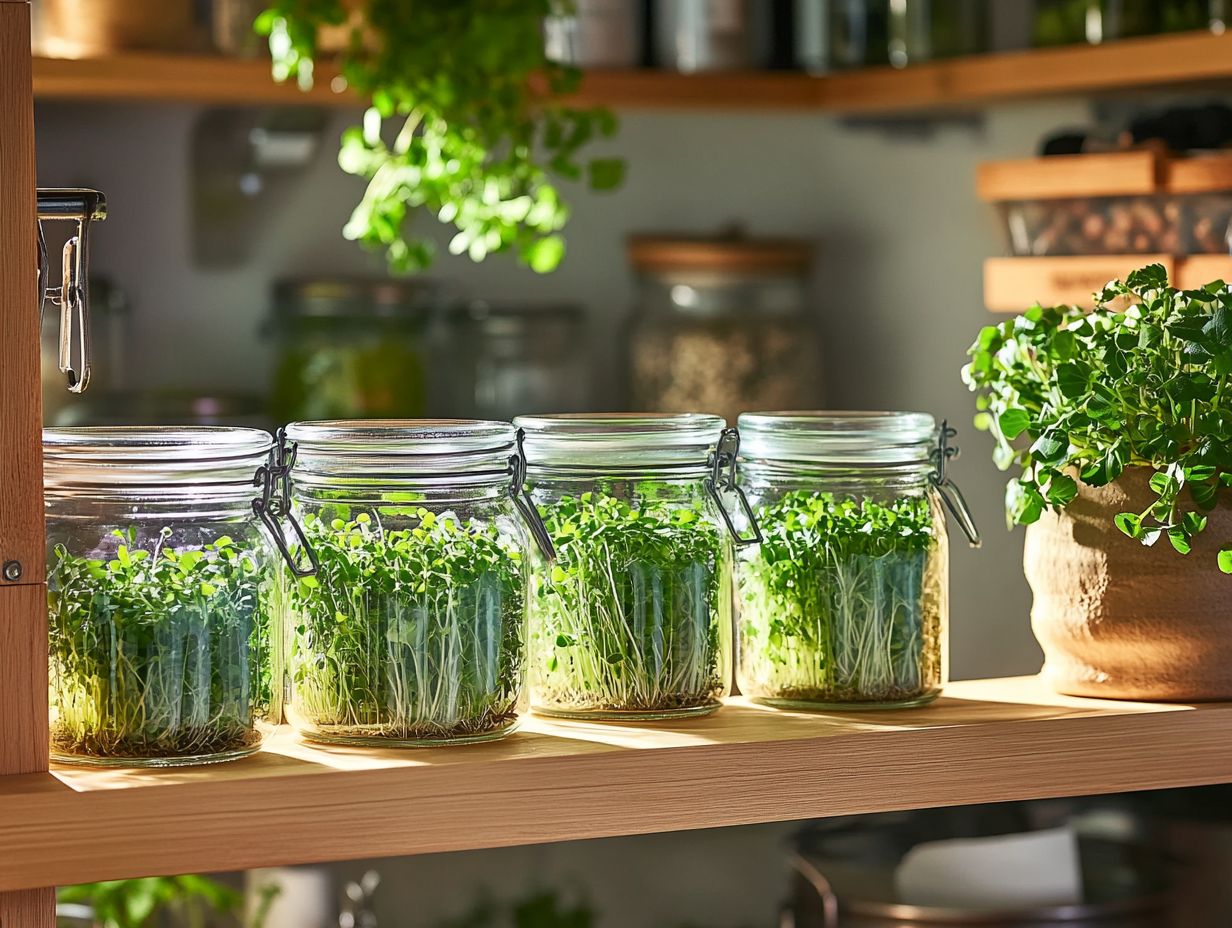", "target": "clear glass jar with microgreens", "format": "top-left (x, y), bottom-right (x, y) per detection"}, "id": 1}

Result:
top-left (43, 427), bottom-right (311, 766)
top-left (282, 420), bottom-right (554, 747)
top-left (514, 413), bottom-right (760, 720)
top-left (734, 412), bottom-right (980, 710)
